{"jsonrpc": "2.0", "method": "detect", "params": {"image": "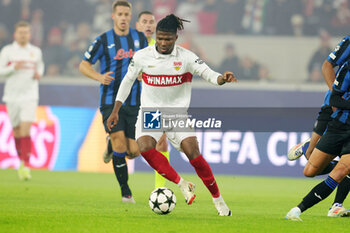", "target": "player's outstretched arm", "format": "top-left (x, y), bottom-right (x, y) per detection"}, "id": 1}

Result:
top-left (217, 71), bottom-right (238, 85)
top-left (322, 60), bottom-right (335, 91)
top-left (79, 60), bottom-right (115, 85)
top-left (107, 101), bottom-right (123, 131)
